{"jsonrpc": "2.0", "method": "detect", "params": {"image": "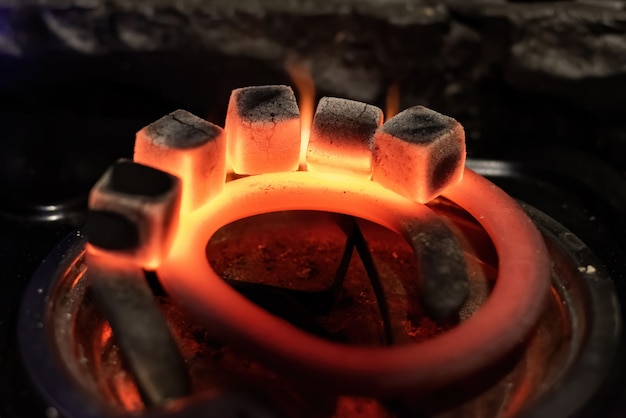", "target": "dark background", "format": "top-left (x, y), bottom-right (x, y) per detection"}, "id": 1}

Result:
top-left (1, 0), bottom-right (626, 209)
